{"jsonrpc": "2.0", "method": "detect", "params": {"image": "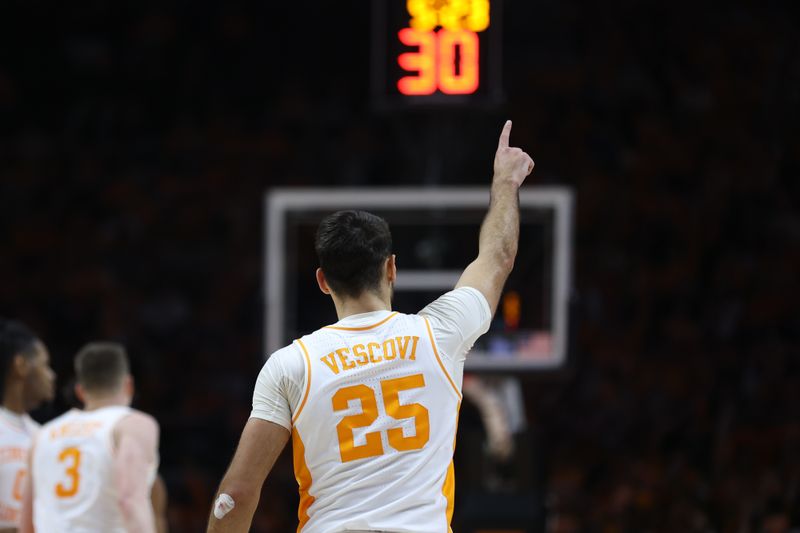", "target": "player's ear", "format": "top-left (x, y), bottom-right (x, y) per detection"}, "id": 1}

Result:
top-left (124, 375), bottom-right (134, 398)
top-left (12, 354), bottom-right (28, 377)
top-left (386, 255), bottom-right (397, 284)
top-left (74, 383), bottom-right (86, 405)
top-left (316, 268), bottom-right (332, 295)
